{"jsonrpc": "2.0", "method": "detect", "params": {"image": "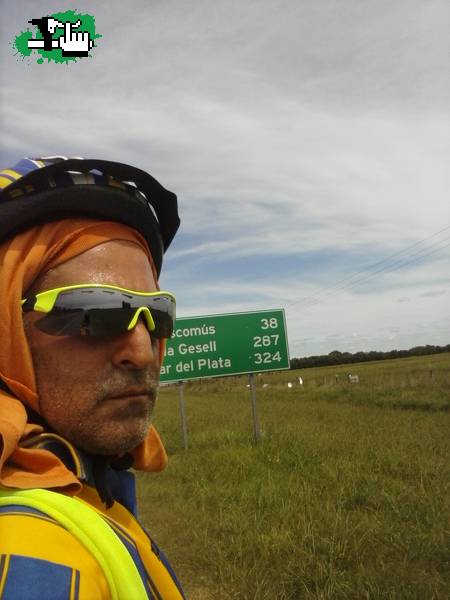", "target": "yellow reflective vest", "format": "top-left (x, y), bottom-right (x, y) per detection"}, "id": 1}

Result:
top-left (0, 484), bottom-right (186, 599)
